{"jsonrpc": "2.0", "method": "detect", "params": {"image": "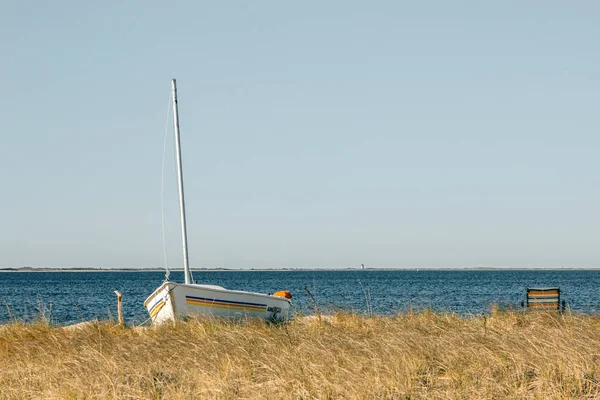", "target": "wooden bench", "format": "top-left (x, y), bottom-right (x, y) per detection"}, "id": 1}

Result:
top-left (522, 287), bottom-right (565, 312)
